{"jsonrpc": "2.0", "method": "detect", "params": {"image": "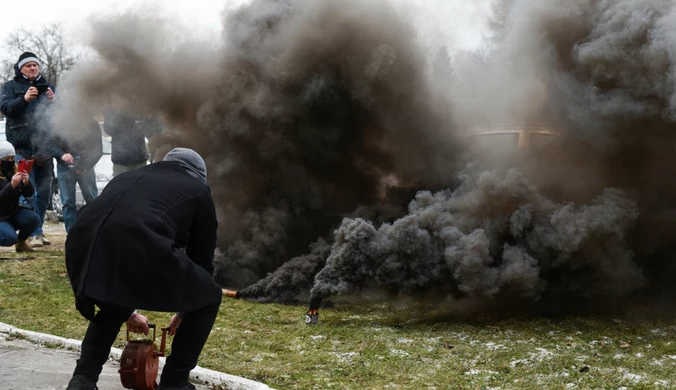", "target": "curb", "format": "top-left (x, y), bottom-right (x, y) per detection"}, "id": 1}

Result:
top-left (0, 322), bottom-right (273, 390)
